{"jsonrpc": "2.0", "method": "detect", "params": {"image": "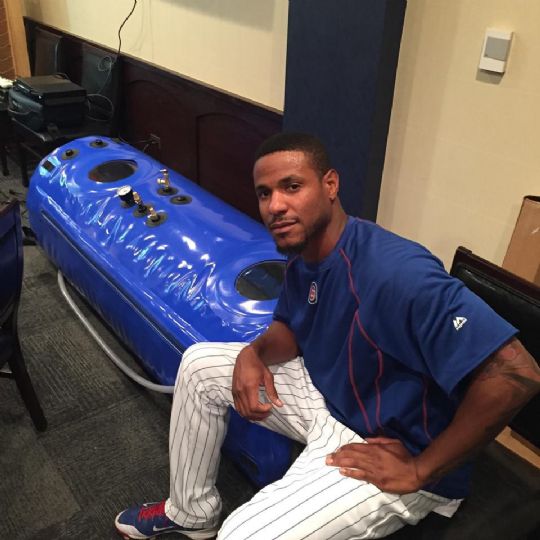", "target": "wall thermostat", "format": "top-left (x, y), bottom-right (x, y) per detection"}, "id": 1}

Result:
top-left (479, 28), bottom-right (513, 74)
